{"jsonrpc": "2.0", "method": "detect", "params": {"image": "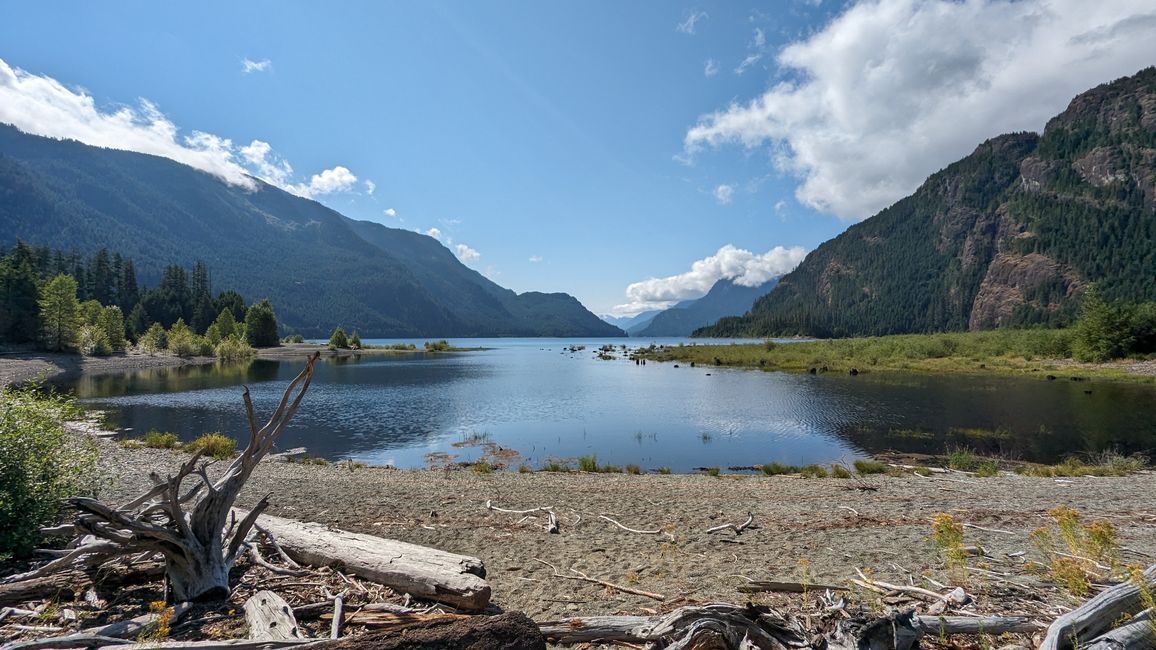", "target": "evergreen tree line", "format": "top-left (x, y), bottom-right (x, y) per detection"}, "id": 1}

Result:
top-left (0, 241), bottom-right (280, 353)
